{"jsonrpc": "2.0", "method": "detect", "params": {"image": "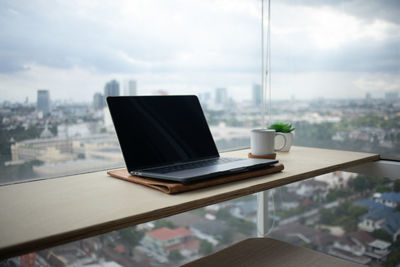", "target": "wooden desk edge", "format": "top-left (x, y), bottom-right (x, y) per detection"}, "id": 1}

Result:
top-left (0, 152), bottom-right (380, 260)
